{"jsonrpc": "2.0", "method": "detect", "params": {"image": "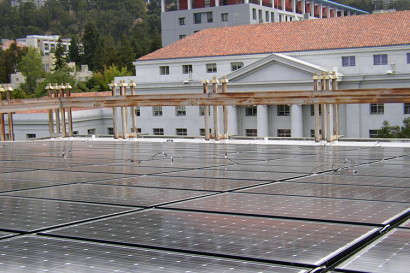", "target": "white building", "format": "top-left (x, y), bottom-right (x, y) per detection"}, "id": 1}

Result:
top-left (11, 0), bottom-right (48, 9)
top-left (161, 0), bottom-right (368, 46)
top-left (115, 10), bottom-right (410, 139)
